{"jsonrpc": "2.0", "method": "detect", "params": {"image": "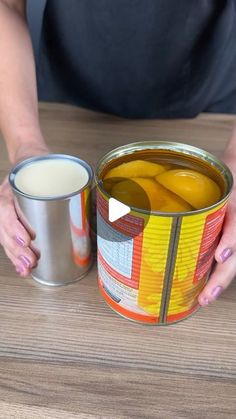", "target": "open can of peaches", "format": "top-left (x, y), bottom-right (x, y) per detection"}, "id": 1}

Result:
top-left (95, 142), bottom-right (233, 325)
